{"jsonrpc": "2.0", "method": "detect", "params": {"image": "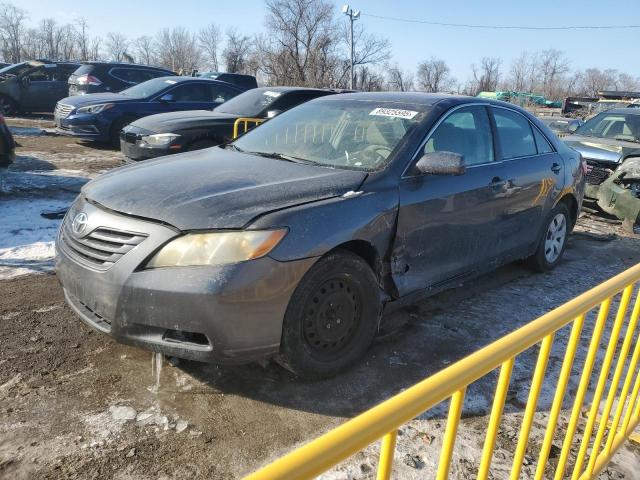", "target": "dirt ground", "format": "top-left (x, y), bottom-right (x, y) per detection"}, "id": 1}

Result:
top-left (1, 117), bottom-right (640, 479)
